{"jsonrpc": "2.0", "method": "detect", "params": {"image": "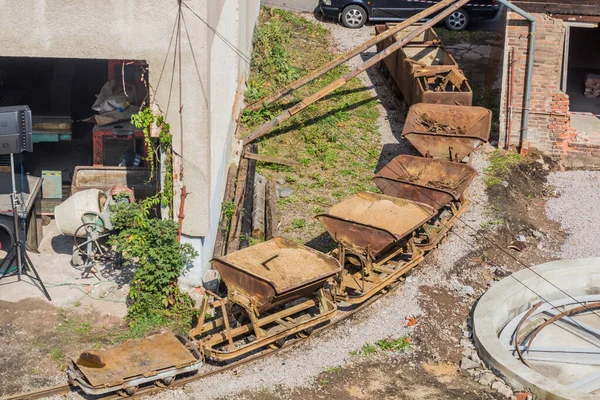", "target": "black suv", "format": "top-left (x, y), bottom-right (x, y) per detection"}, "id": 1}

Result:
top-left (319, 0), bottom-right (500, 30)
